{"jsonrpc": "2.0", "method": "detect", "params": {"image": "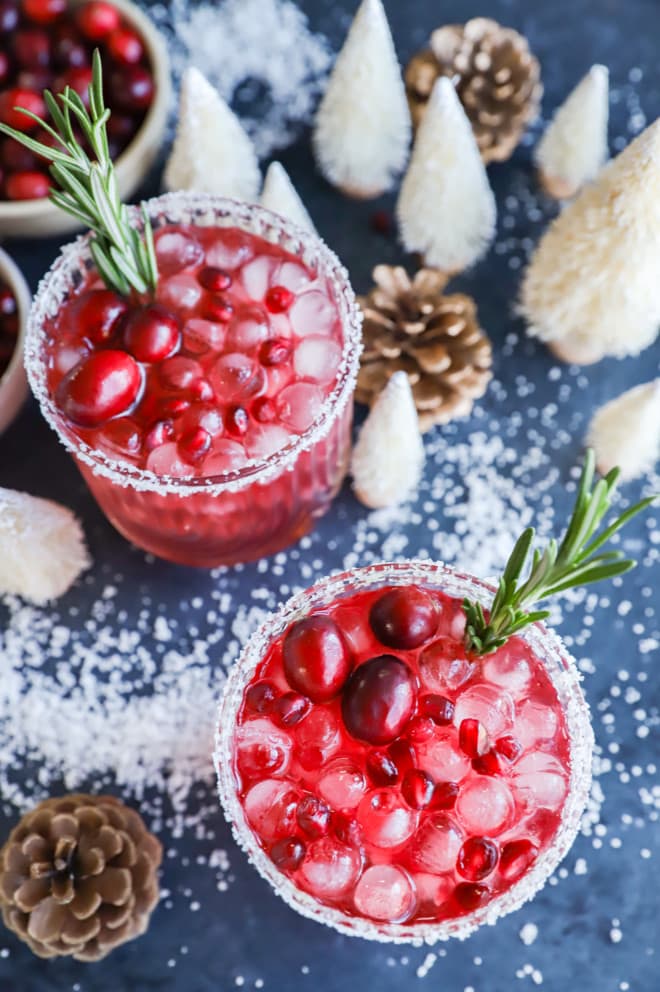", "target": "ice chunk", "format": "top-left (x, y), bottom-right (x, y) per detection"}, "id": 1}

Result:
top-left (318, 764), bottom-right (367, 811)
top-left (277, 382), bottom-right (324, 433)
top-left (205, 229), bottom-right (254, 270)
top-left (53, 340), bottom-right (91, 377)
top-left (243, 778), bottom-right (298, 842)
top-left (419, 638), bottom-right (475, 692)
top-left (276, 260), bottom-right (314, 293)
top-left (514, 701), bottom-right (560, 751)
top-left (411, 814), bottom-right (463, 873)
top-left (354, 865), bottom-right (417, 923)
top-left (184, 318), bottom-right (226, 354)
top-left (484, 644), bottom-right (533, 694)
top-left (159, 356), bottom-right (203, 391)
top-left (356, 789), bottom-right (418, 848)
top-left (415, 729), bottom-right (471, 782)
top-left (293, 336), bottom-right (342, 384)
top-left (146, 443), bottom-right (191, 478)
top-left (454, 685), bottom-right (514, 739)
top-left (514, 752), bottom-right (567, 810)
top-left (210, 353), bottom-right (265, 402)
top-left (227, 306), bottom-right (270, 351)
top-left (289, 290), bottom-right (336, 338)
top-left (456, 777), bottom-right (515, 835)
top-left (331, 605), bottom-right (373, 656)
top-left (203, 439), bottom-right (248, 476)
top-left (235, 718), bottom-right (292, 778)
top-left (296, 707), bottom-right (341, 763)
top-left (154, 230), bottom-right (203, 275)
top-left (158, 273), bottom-right (202, 311)
top-left (241, 256), bottom-right (280, 301)
top-left (246, 425), bottom-right (290, 461)
top-left (299, 837), bottom-right (362, 899)
top-left (413, 871), bottom-right (453, 910)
